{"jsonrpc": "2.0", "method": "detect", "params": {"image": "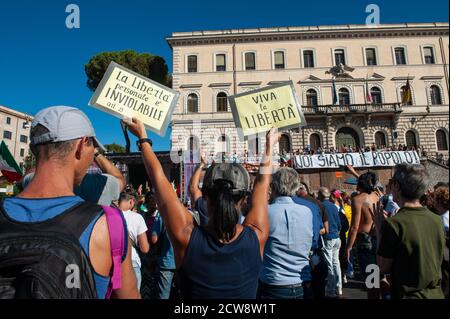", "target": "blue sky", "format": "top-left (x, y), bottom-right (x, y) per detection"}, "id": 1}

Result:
top-left (0, 0), bottom-right (448, 151)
